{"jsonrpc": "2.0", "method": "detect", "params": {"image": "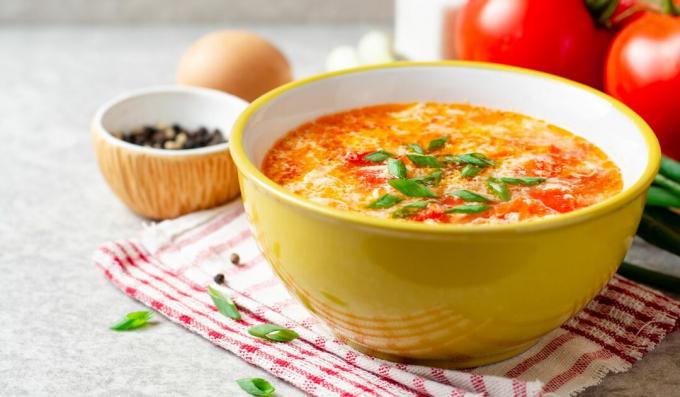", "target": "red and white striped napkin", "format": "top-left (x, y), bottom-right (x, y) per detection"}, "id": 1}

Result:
top-left (94, 200), bottom-right (680, 397)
